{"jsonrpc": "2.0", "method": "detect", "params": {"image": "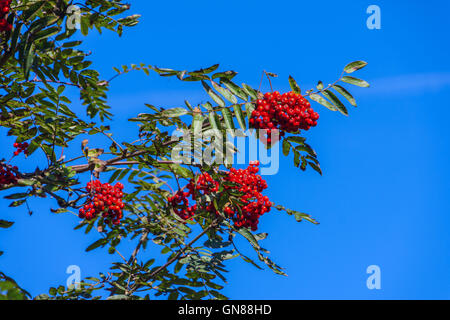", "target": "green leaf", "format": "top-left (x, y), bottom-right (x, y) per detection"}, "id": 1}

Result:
top-left (62, 41), bottom-right (82, 48)
top-left (161, 108), bottom-right (188, 118)
top-left (212, 70), bottom-right (238, 80)
top-left (322, 90), bottom-right (348, 116)
top-left (282, 139), bottom-right (290, 156)
top-left (308, 93), bottom-right (336, 111)
top-left (202, 81), bottom-right (225, 107)
top-left (341, 76), bottom-right (370, 88)
top-left (308, 161), bottom-right (323, 175)
top-left (9, 24), bottom-right (23, 52)
top-left (285, 136), bottom-right (306, 144)
top-left (86, 238), bottom-right (107, 252)
top-left (212, 81), bottom-right (237, 104)
top-left (332, 85), bottom-right (357, 107)
top-left (21, 1), bottom-right (46, 21)
top-left (221, 107), bottom-right (235, 130)
top-left (168, 291), bottom-right (179, 300)
top-left (204, 239), bottom-right (232, 249)
top-left (293, 150), bottom-right (300, 167)
top-left (190, 64), bottom-right (219, 75)
top-left (274, 205), bottom-right (319, 225)
top-left (4, 193), bottom-right (28, 200)
top-left (49, 287), bottom-right (57, 296)
top-left (237, 228), bottom-right (260, 249)
top-left (108, 169), bottom-right (122, 184)
top-left (204, 103), bottom-right (221, 131)
top-left (220, 79), bottom-right (248, 100)
top-left (242, 84), bottom-right (258, 100)
top-left (9, 200), bottom-right (26, 207)
top-left (233, 104), bottom-right (247, 130)
top-left (210, 290), bottom-right (228, 300)
top-left (192, 112), bottom-right (204, 135)
top-left (244, 102), bottom-right (255, 122)
top-left (344, 60), bottom-right (368, 73)
top-left (316, 81), bottom-right (324, 90)
top-left (288, 76), bottom-right (301, 94)
top-left (23, 42), bottom-right (36, 80)
top-left (144, 259), bottom-right (155, 269)
top-left (80, 16), bottom-right (89, 36)
top-left (293, 211), bottom-right (319, 224)
top-left (0, 220), bottom-right (14, 229)
top-left (254, 233), bottom-right (268, 241)
top-left (170, 164), bottom-right (194, 179)
top-left (34, 26), bottom-right (61, 42)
